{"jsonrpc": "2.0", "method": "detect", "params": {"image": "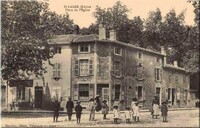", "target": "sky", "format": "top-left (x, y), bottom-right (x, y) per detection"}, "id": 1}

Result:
top-left (44, 0), bottom-right (195, 28)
